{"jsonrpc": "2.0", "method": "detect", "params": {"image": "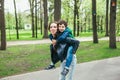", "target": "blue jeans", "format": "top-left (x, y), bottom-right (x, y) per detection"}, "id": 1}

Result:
top-left (59, 54), bottom-right (77, 80)
top-left (65, 46), bottom-right (73, 68)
